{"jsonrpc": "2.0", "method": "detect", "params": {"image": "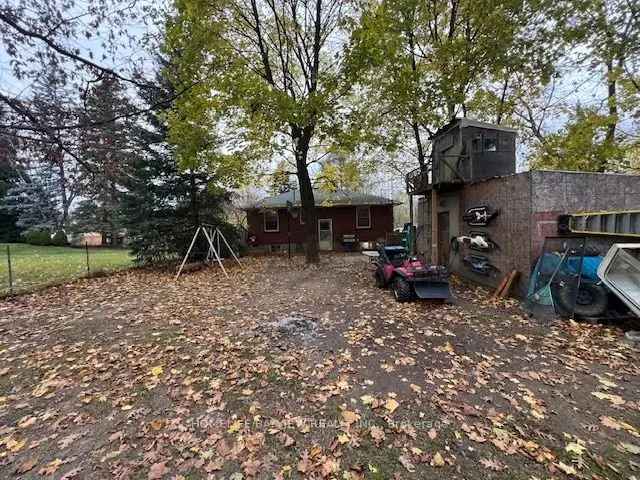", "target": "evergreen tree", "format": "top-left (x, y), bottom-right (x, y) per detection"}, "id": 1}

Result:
top-left (2, 169), bottom-right (60, 233)
top-left (76, 75), bottom-right (133, 244)
top-left (0, 133), bottom-right (23, 241)
top-left (121, 66), bottom-right (235, 264)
